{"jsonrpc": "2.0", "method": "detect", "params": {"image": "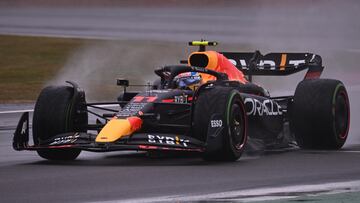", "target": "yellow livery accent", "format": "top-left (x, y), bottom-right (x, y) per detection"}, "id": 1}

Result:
top-left (280, 54), bottom-right (287, 70)
top-left (95, 119), bottom-right (132, 143)
top-left (189, 41), bottom-right (218, 46)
